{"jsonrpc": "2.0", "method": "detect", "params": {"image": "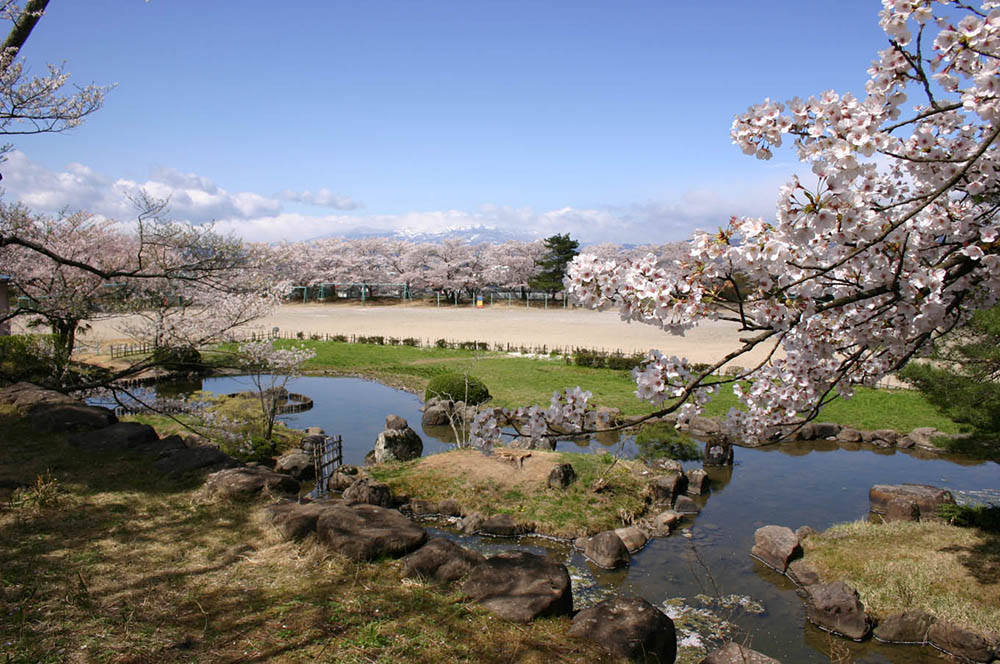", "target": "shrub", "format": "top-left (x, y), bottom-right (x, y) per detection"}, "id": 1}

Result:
top-left (434, 338), bottom-right (449, 349)
top-left (606, 353), bottom-right (644, 371)
top-left (634, 422), bottom-right (702, 461)
top-left (424, 372), bottom-right (491, 405)
top-left (0, 334), bottom-right (55, 385)
top-left (937, 503), bottom-right (1000, 533)
top-left (332, 334), bottom-right (348, 342)
top-left (402, 337), bottom-right (420, 347)
top-left (152, 345), bottom-right (206, 374)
